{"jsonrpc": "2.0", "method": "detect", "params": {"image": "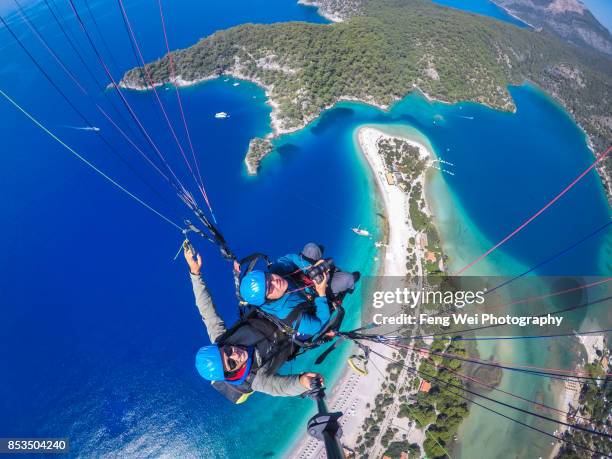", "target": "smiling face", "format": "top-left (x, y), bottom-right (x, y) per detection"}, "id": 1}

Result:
top-left (265, 273), bottom-right (288, 300)
top-left (221, 345), bottom-right (249, 374)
